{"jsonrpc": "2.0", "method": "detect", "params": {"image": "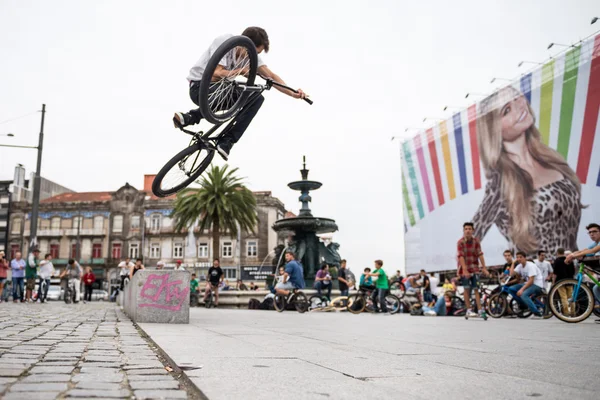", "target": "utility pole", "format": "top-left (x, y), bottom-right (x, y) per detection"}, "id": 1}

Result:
top-left (29, 104), bottom-right (46, 250)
